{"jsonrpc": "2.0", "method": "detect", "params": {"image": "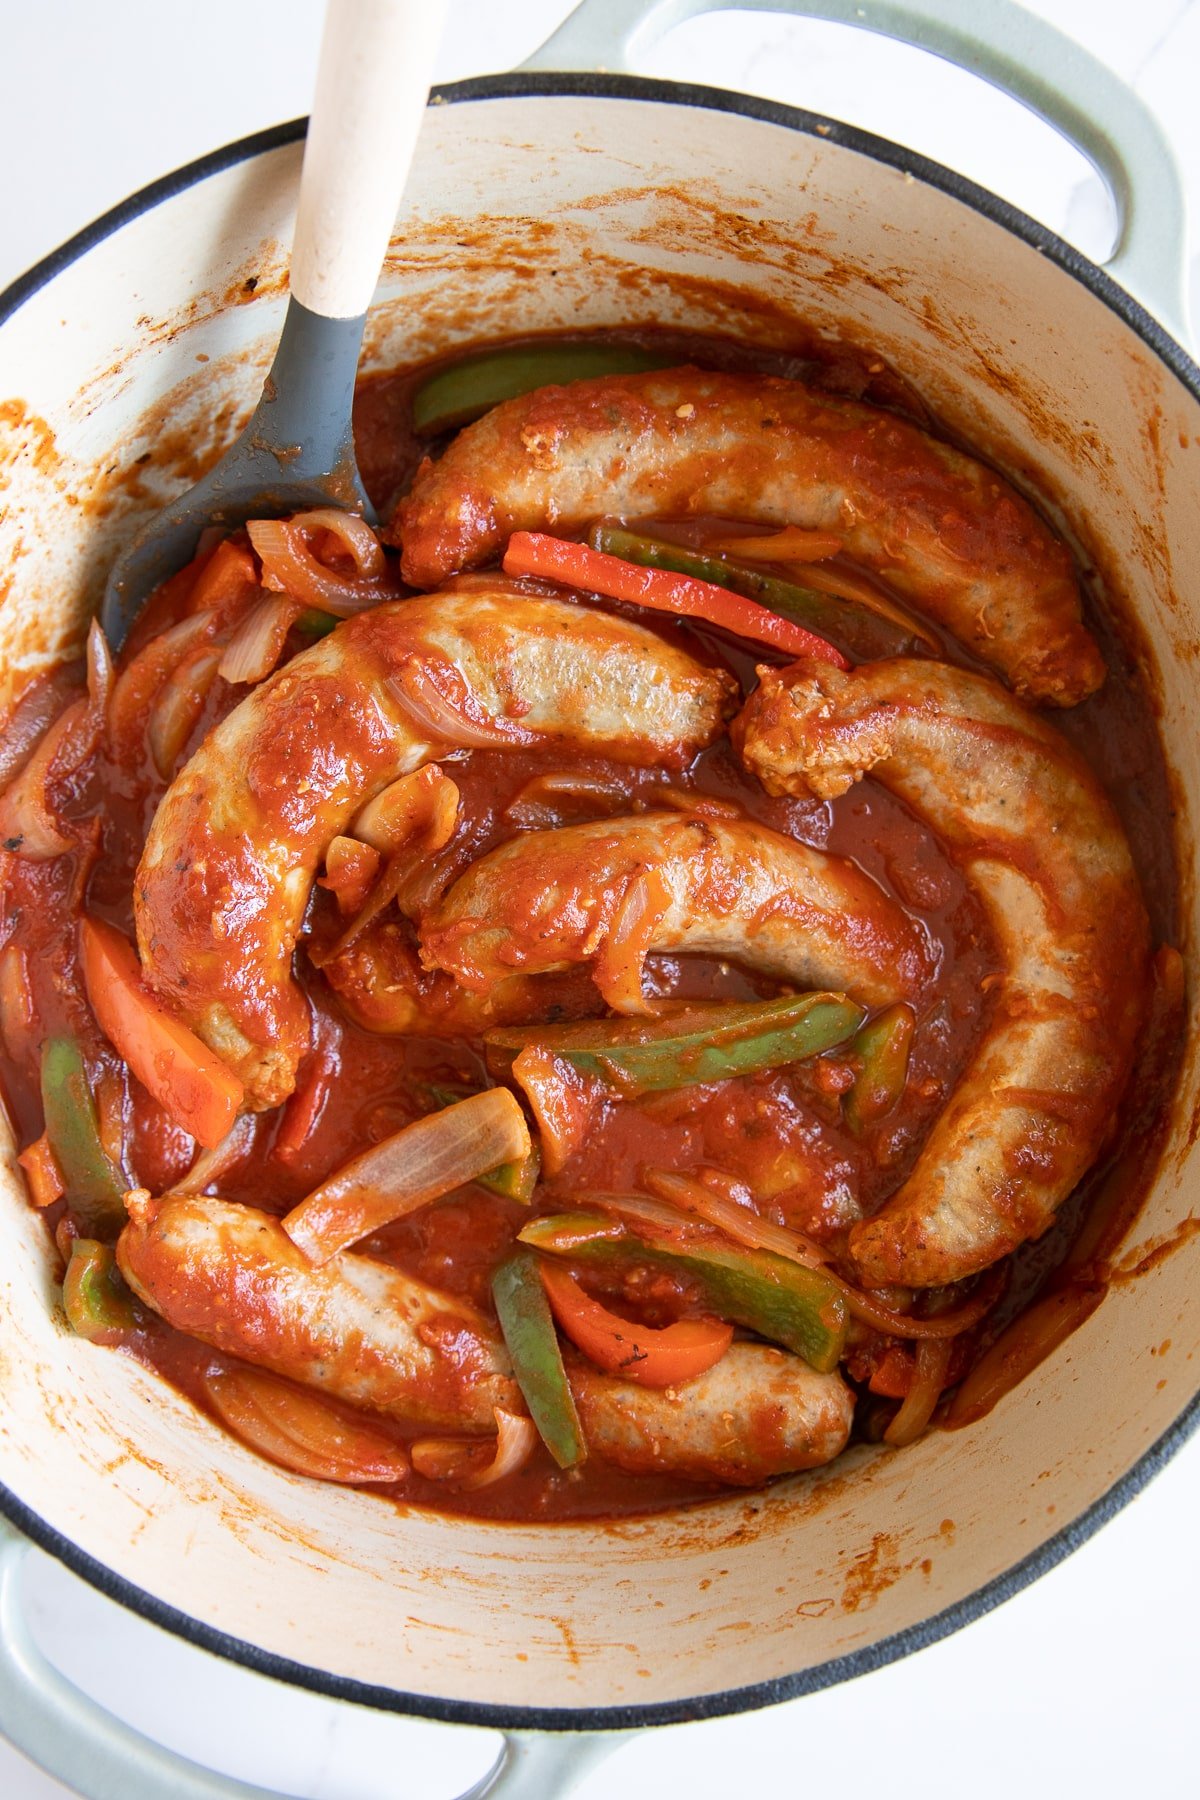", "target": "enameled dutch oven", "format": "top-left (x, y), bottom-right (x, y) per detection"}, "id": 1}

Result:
top-left (0, 3), bottom-right (1197, 1795)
